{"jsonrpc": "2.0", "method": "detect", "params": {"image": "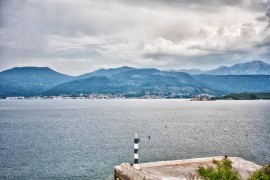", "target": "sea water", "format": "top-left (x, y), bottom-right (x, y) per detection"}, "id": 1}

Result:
top-left (1, 99), bottom-right (270, 179)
